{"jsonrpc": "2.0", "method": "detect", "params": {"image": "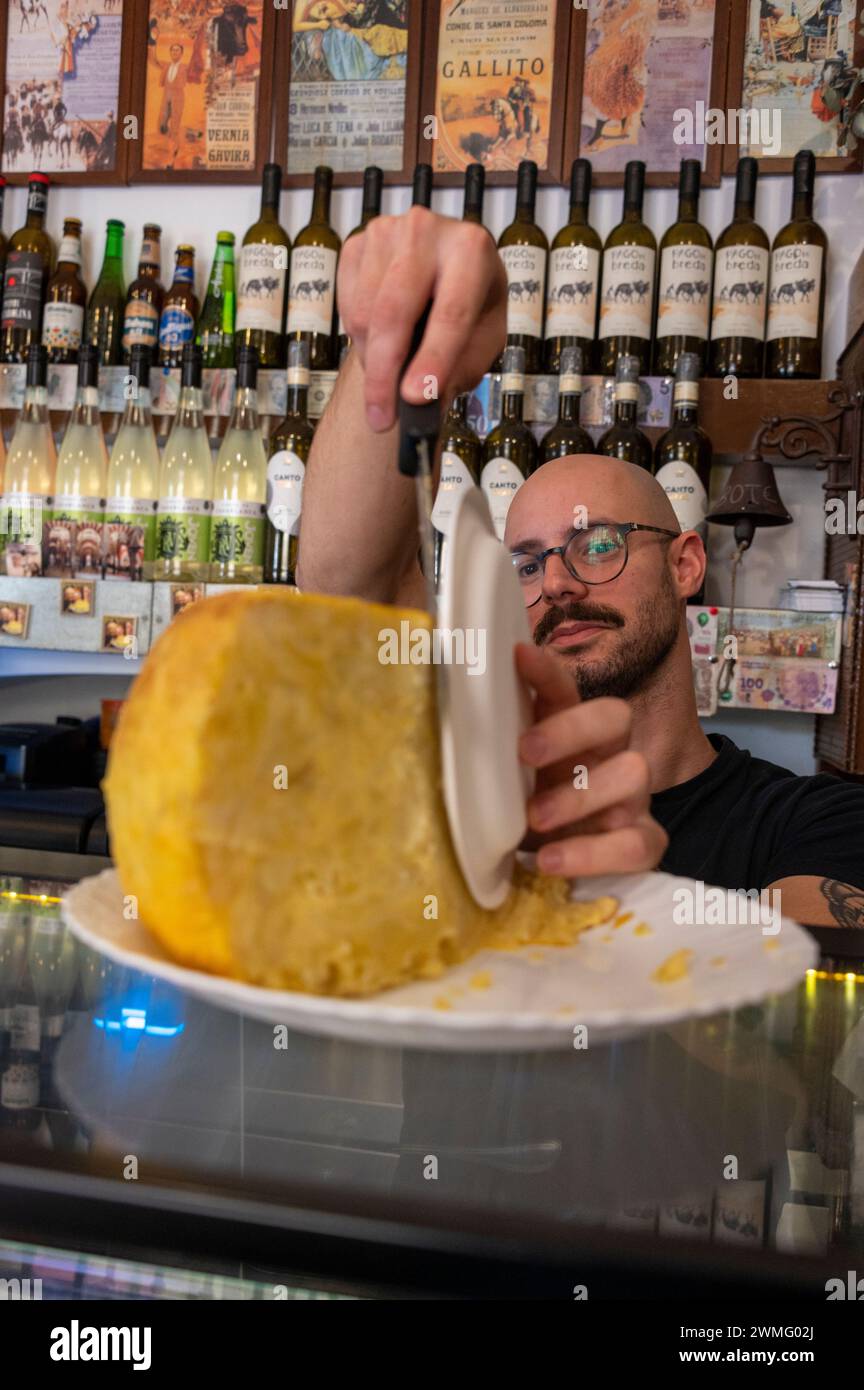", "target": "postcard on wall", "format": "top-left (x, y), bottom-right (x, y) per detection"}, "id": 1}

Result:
top-left (1, 1), bottom-right (124, 177)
